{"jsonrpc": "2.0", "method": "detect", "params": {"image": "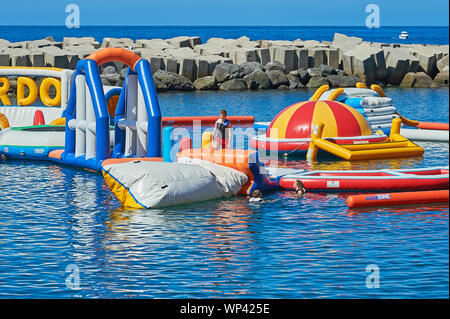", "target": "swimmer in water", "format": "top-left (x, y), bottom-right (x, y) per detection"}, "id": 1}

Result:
top-left (248, 189), bottom-right (264, 203)
top-left (293, 180), bottom-right (307, 197)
